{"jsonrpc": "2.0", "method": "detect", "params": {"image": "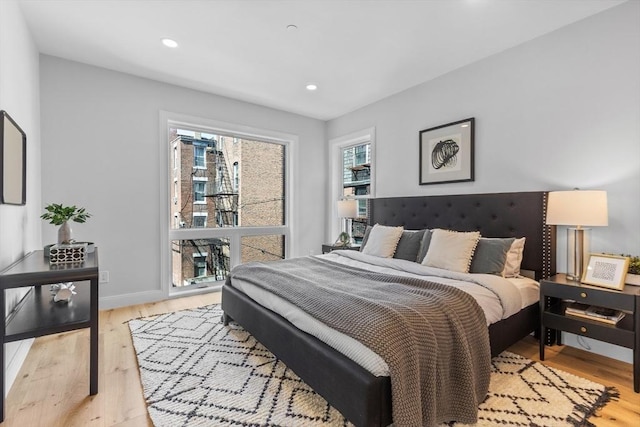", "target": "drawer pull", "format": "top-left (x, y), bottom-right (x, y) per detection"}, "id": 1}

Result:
top-left (580, 326), bottom-right (587, 333)
top-left (580, 292), bottom-right (587, 298)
